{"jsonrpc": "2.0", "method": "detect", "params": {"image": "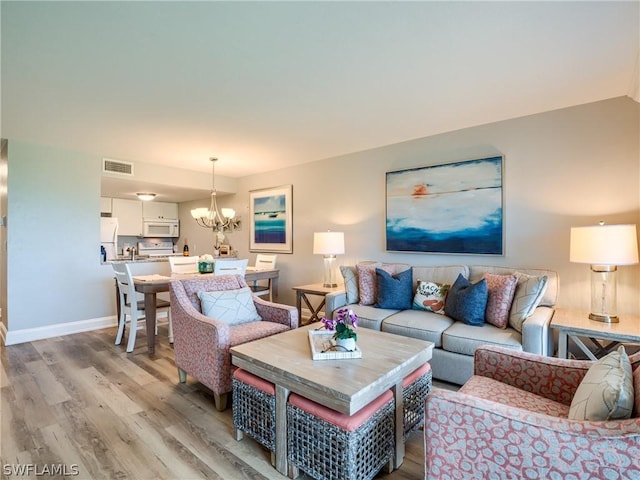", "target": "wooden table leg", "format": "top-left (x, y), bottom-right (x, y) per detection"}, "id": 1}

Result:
top-left (144, 291), bottom-right (157, 355)
top-left (275, 384), bottom-right (292, 476)
top-left (299, 292), bottom-right (326, 325)
top-left (296, 291), bottom-right (303, 325)
top-left (392, 380), bottom-right (405, 469)
top-left (557, 331), bottom-right (568, 358)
